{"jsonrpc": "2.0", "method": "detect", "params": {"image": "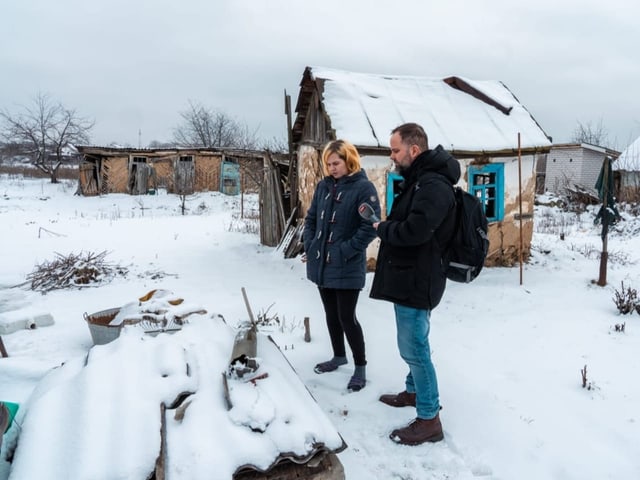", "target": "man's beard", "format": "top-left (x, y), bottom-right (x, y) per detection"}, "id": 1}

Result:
top-left (394, 163), bottom-right (408, 176)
